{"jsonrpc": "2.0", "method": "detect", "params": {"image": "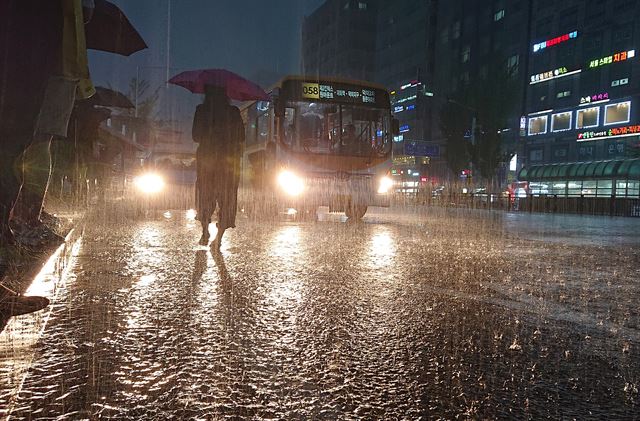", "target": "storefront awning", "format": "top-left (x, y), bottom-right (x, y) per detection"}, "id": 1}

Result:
top-left (519, 158), bottom-right (640, 181)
